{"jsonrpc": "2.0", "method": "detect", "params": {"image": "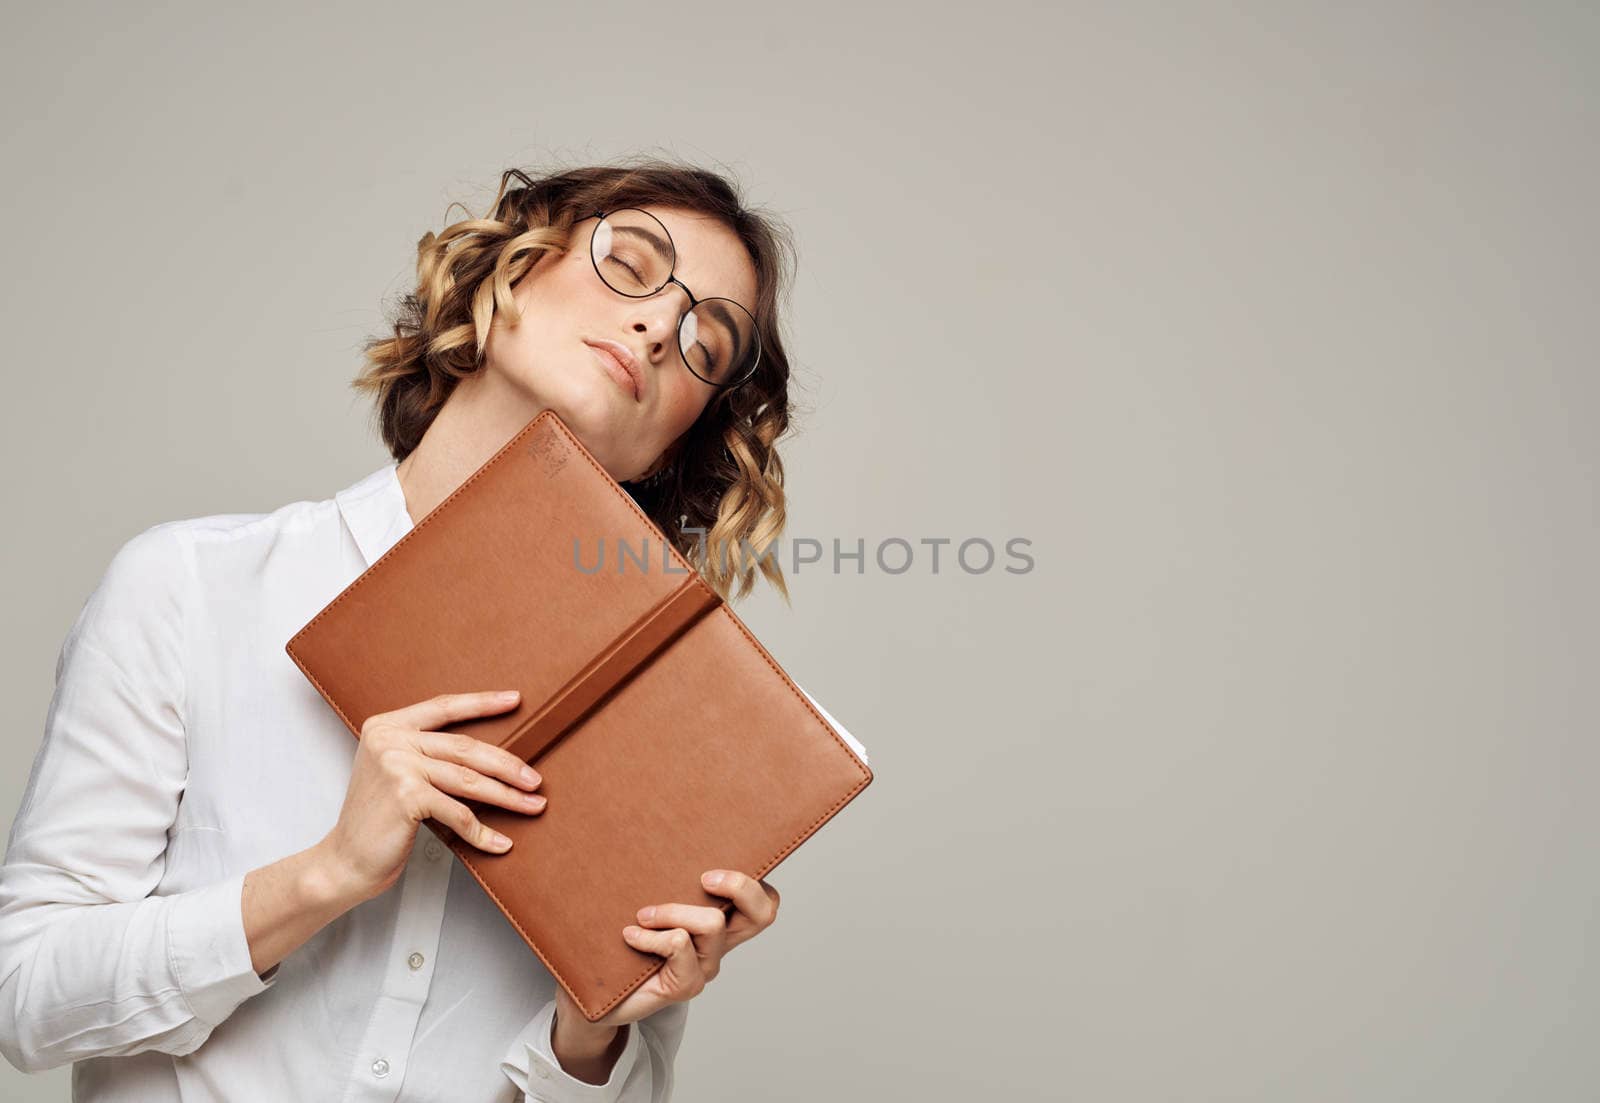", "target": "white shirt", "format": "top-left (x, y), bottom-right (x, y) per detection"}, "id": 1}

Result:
top-left (0, 460), bottom-right (868, 1101)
